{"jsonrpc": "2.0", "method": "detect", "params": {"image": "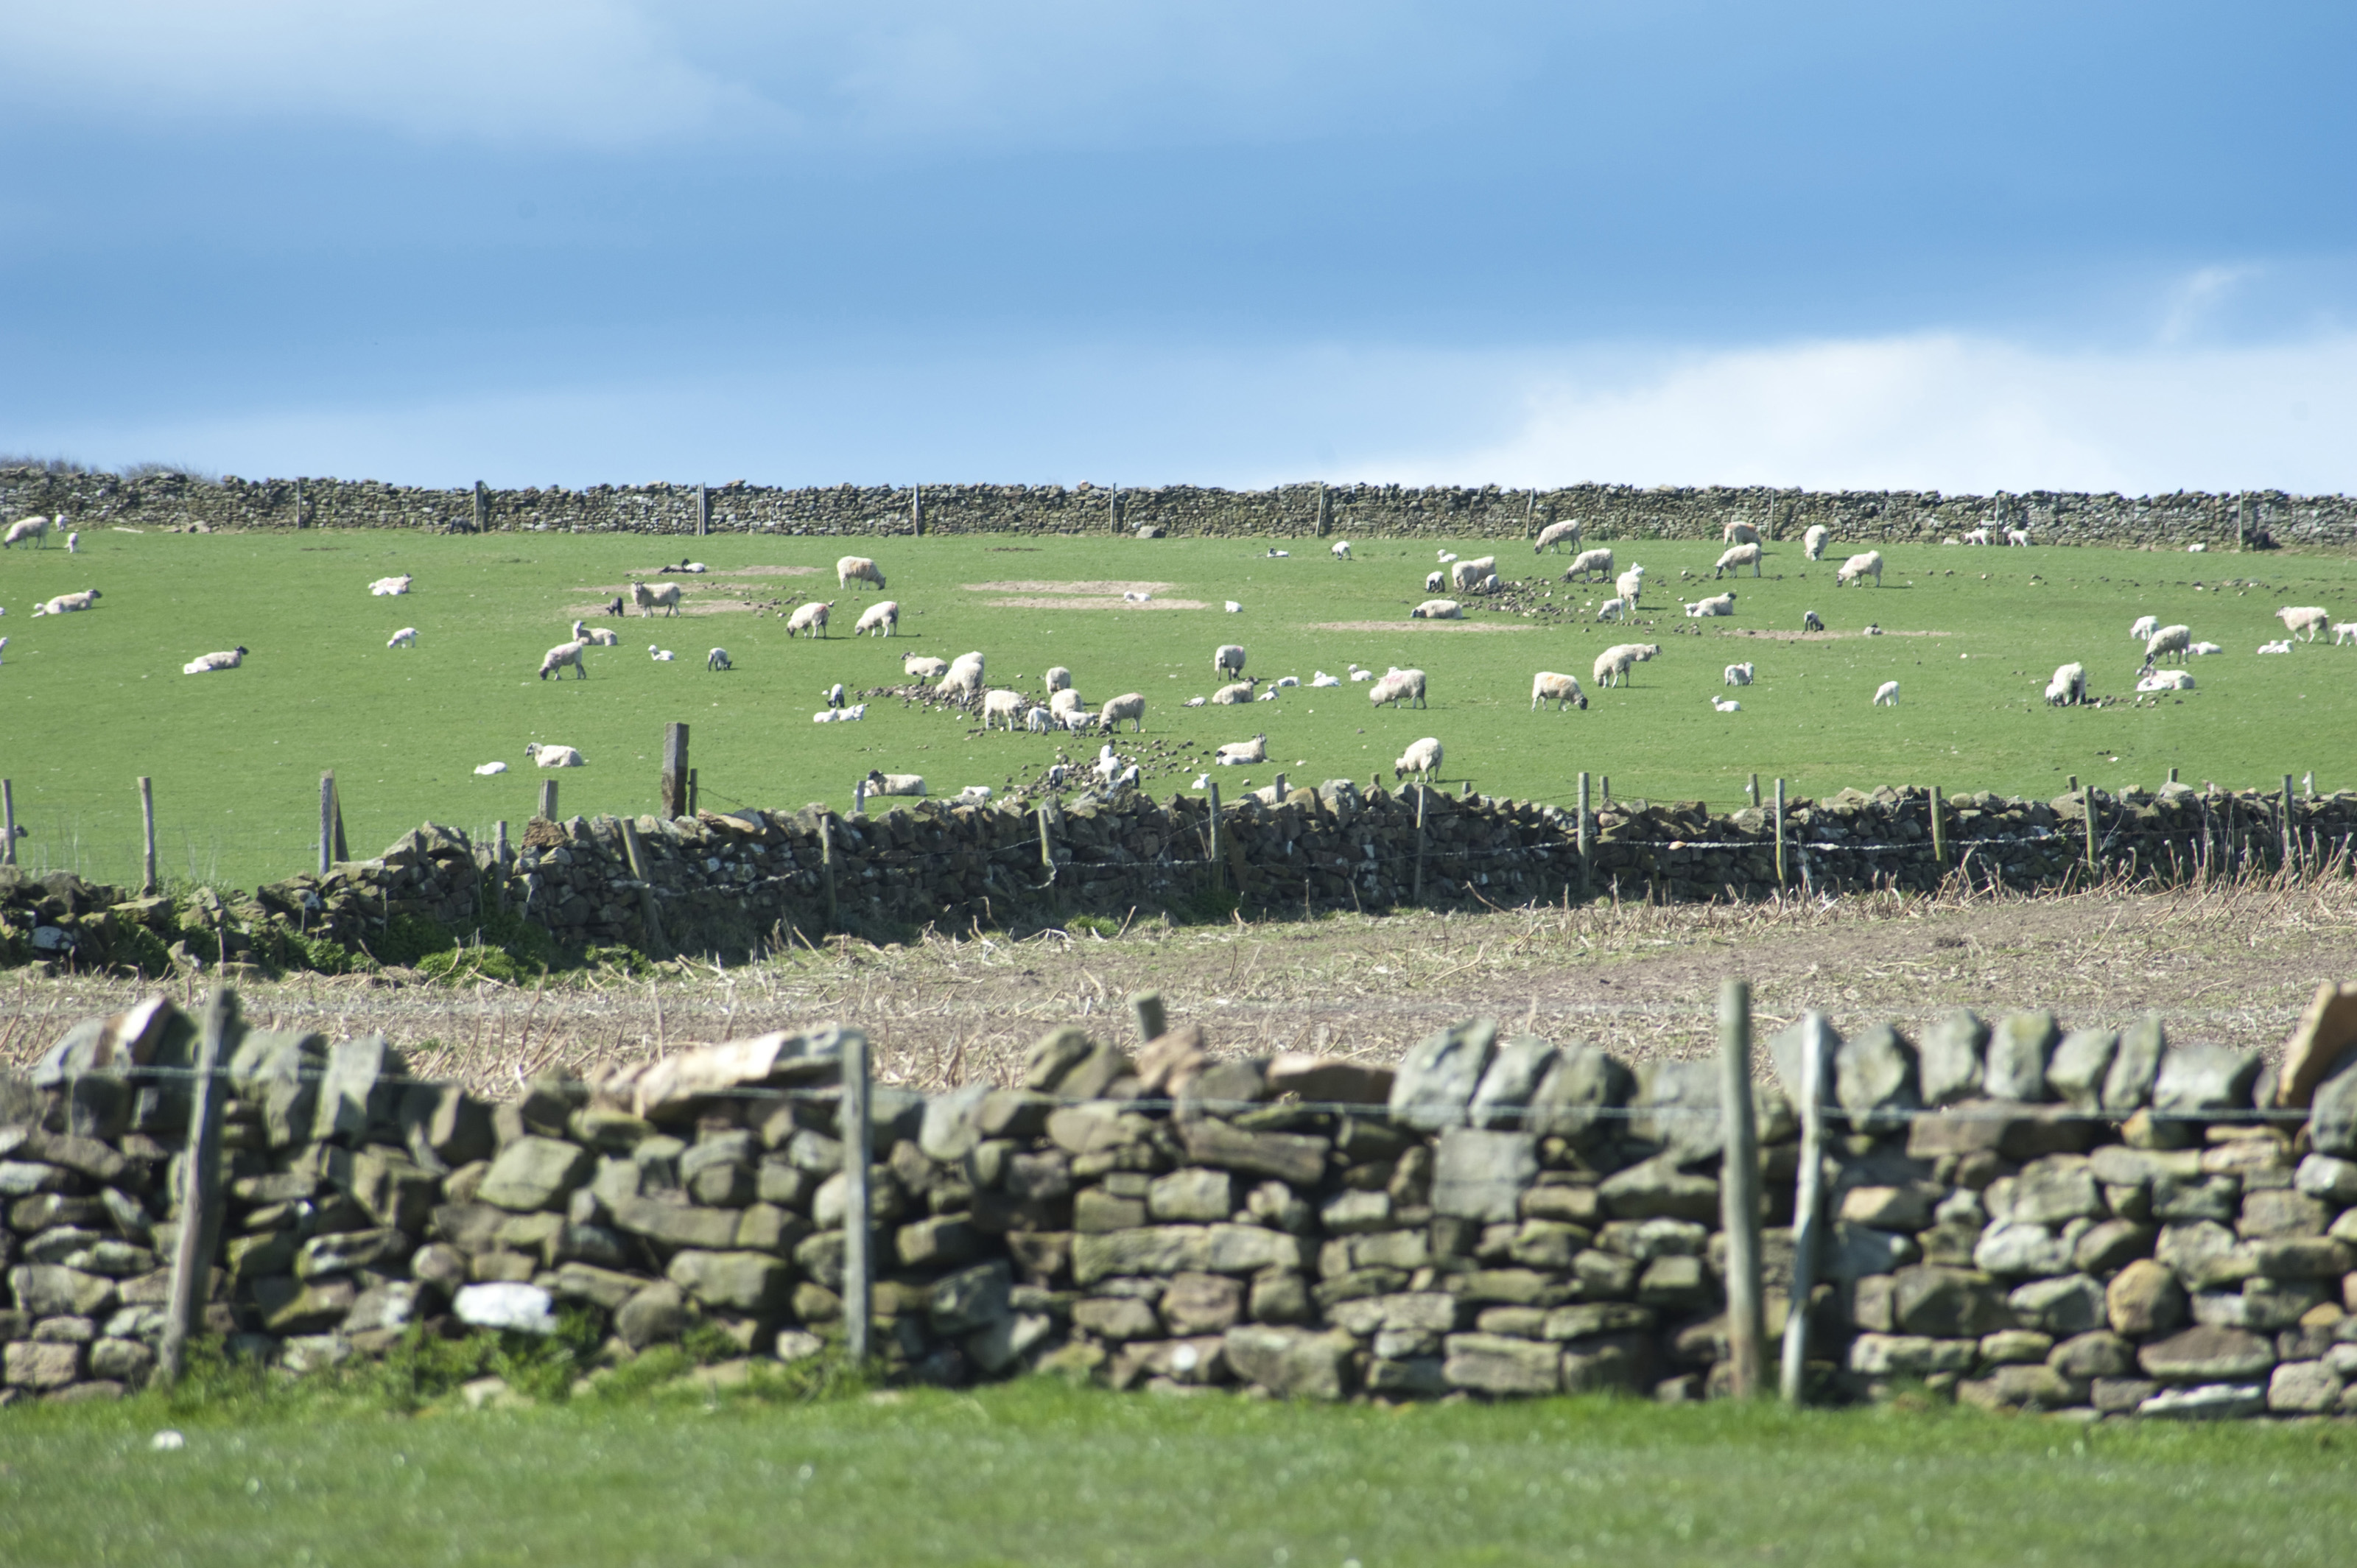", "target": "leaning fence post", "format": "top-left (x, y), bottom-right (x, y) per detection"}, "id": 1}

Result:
top-left (1036, 802), bottom-right (1055, 875)
top-left (1130, 991), bottom-right (1167, 1044)
top-left (1576, 770), bottom-right (1592, 896)
top-left (1719, 977), bottom-right (1766, 1399)
top-left (318, 772), bottom-right (336, 876)
top-left (139, 776), bottom-right (158, 894)
top-left (1928, 783), bottom-right (1946, 867)
top-left (841, 1029), bottom-right (873, 1363)
top-left (1206, 783), bottom-right (1223, 890)
top-left (1780, 1012), bottom-right (1832, 1404)
top-left (1773, 778), bottom-right (1787, 888)
top-left (617, 817), bottom-right (670, 957)
top-left (1, 778), bottom-right (15, 866)
top-left (158, 987), bottom-right (236, 1389)
top-left (2282, 775), bottom-right (2297, 873)
top-left (2083, 784), bottom-right (2099, 878)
